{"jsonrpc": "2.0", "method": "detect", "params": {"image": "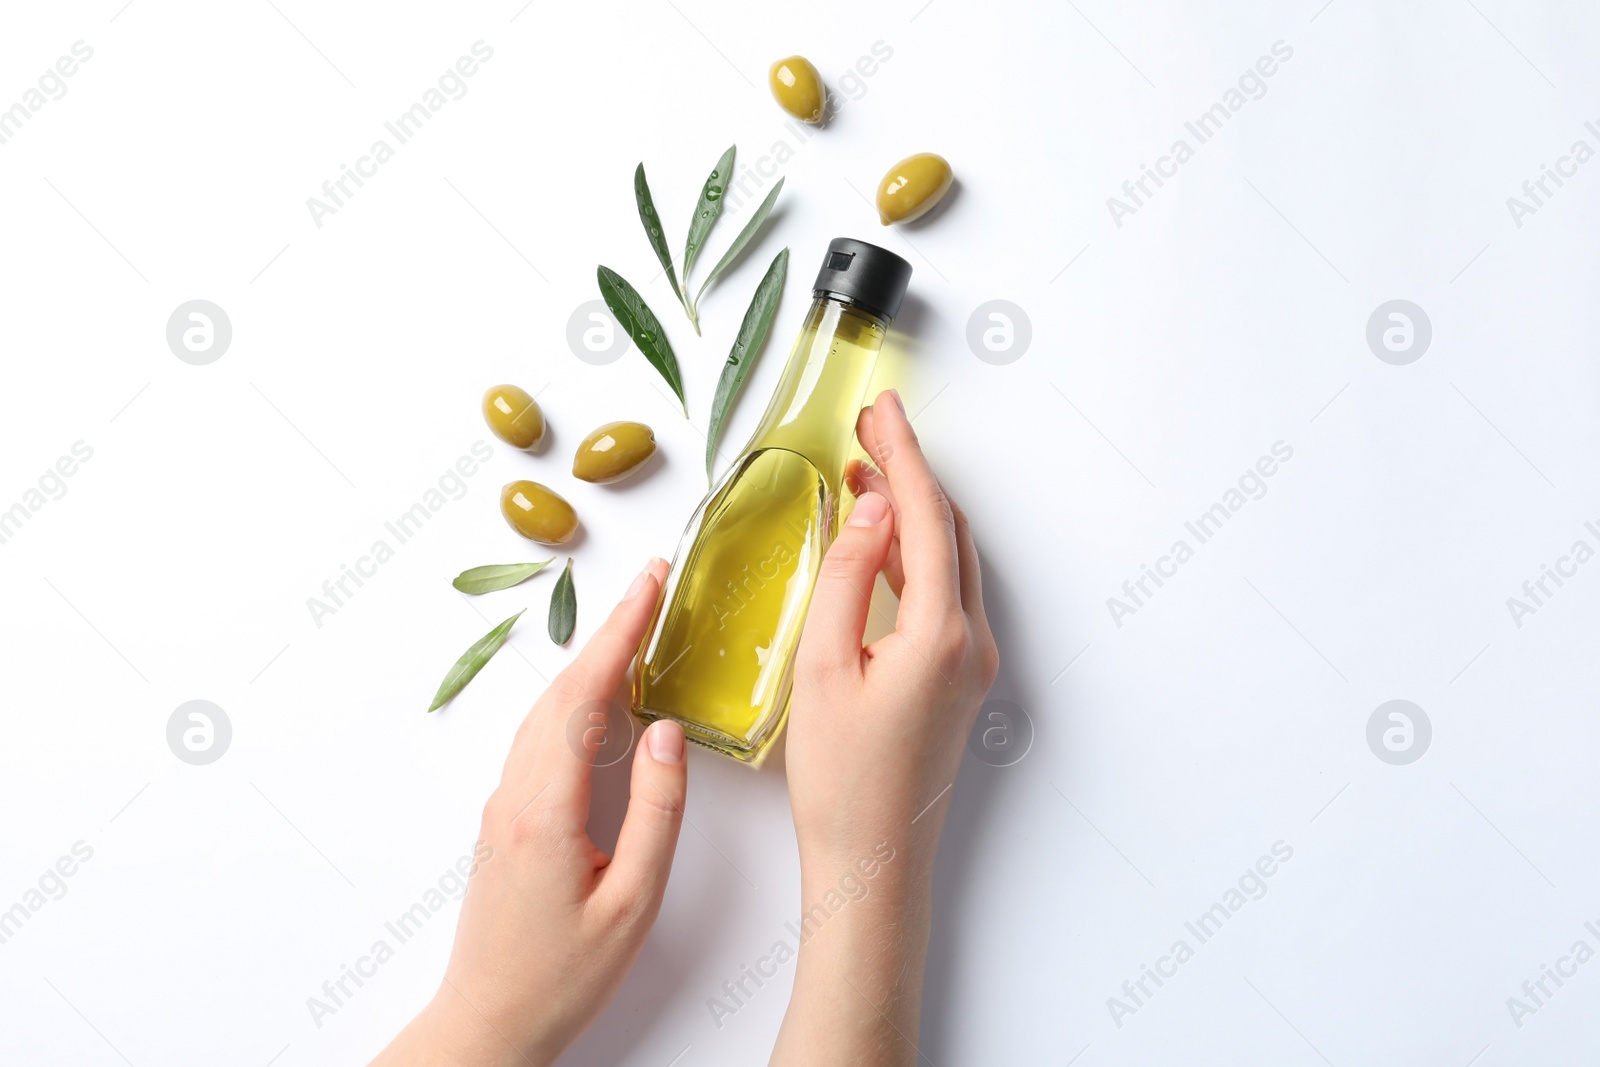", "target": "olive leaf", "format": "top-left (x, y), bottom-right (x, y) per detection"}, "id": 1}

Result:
top-left (548, 558), bottom-right (576, 645)
top-left (692, 177), bottom-right (783, 320)
top-left (707, 247), bottom-right (788, 479)
top-left (428, 610), bottom-right (524, 712)
top-left (634, 163), bottom-right (690, 318)
top-left (597, 265), bottom-right (687, 416)
top-left (681, 144), bottom-right (737, 333)
top-left (452, 560), bottom-right (554, 594)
